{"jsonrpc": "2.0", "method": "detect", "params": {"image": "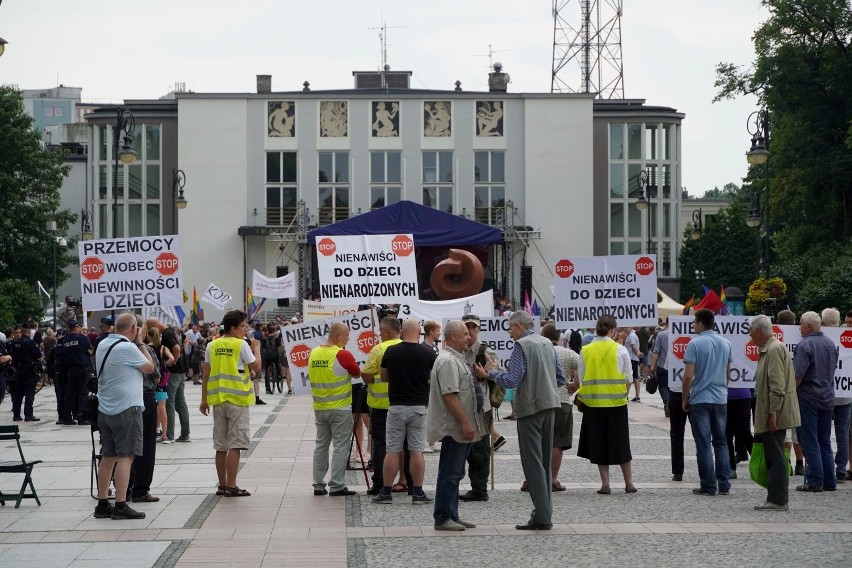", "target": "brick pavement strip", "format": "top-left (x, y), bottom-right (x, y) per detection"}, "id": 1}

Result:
top-left (2, 385), bottom-right (852, 566)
